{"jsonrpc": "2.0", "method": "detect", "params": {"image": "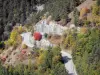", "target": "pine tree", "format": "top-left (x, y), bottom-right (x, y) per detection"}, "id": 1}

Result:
top-left (97, 0), bottom-right (100, 6)
top-left (20, 0), bottom-right (27, 24)
top-left (73, 8), bottom-right (79, 26)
